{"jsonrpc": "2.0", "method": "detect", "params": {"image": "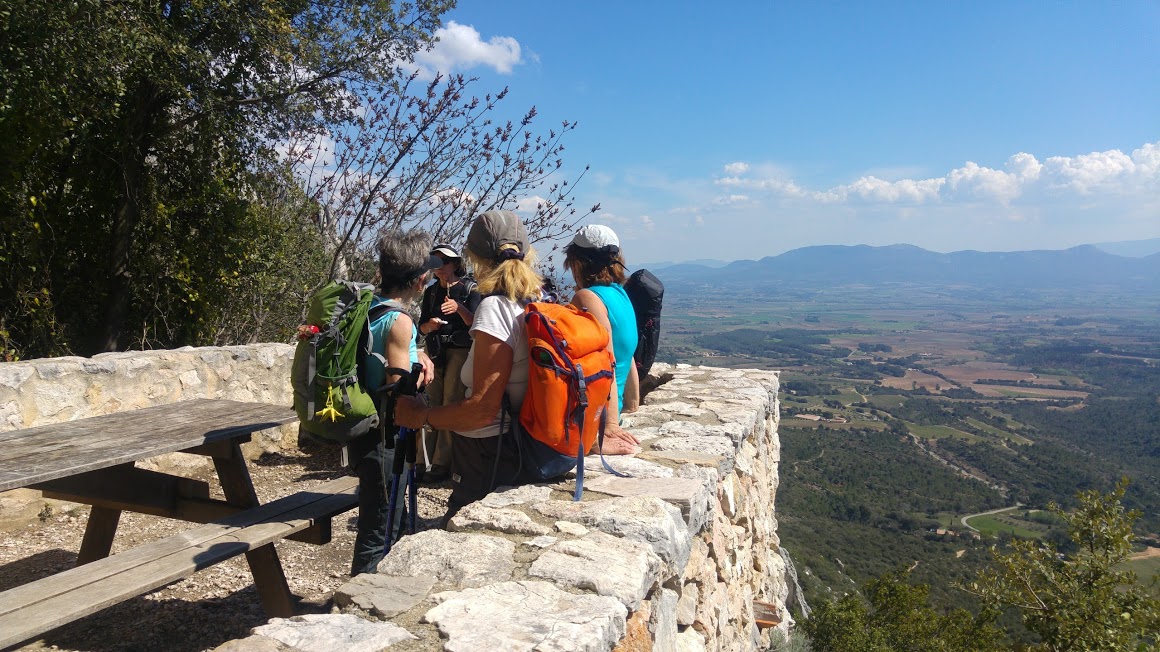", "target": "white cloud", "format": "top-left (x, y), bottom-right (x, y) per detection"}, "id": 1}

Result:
top-left (694, 215), bottom-right (705, 226)
top-left (413, 22), bottom-right (522, 77)
top-left (713, 194), bottom-right (750, 205)
top-left (724, 161), bottom-right (749, 175)
top-left (641, 215), bottom-right (655, 230)
top-left (717, 141), bottom-right (1160, 206)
